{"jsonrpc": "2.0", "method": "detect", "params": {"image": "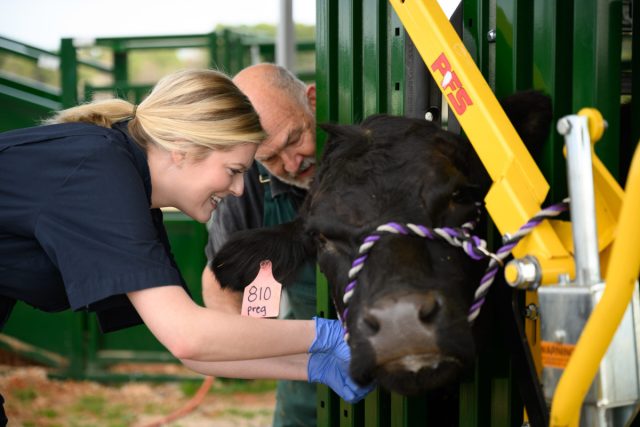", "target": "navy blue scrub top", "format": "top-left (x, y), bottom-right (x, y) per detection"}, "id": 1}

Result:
top-left (0, 121), bottom-right (186, 333)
